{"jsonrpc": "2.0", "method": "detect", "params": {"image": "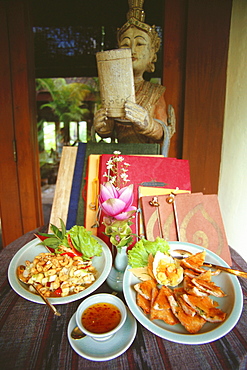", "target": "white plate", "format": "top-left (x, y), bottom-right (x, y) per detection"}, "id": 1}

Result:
top-left (123, 241), bottom-right (243, 345)
top-left (67, 307), bottom-right (137, 361)
top-left (8, 236), bottom-right (112, 305)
